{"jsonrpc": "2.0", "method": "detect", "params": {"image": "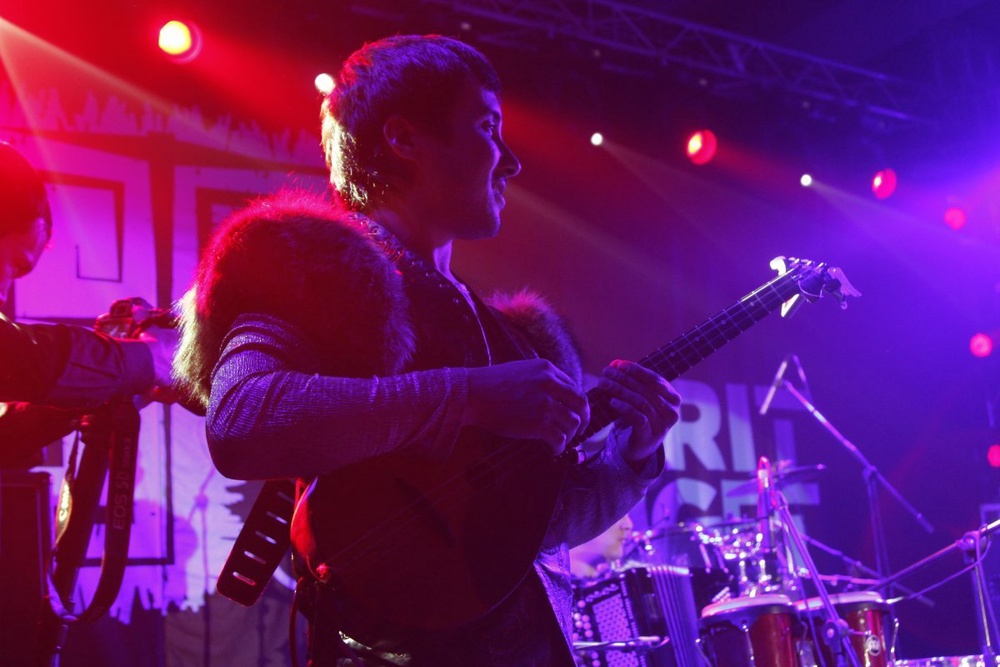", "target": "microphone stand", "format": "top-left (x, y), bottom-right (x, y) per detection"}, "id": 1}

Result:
top-left (968, 527), bottom-right (1000, 667)
top-left (779, 380), bottom-right (934, 590)
top-left (798, 534), bottom-right (934, 608)
top-left (762, 462), bottom-right (862, 667)
top-left (872, 519), bottom-right (1000, 666)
